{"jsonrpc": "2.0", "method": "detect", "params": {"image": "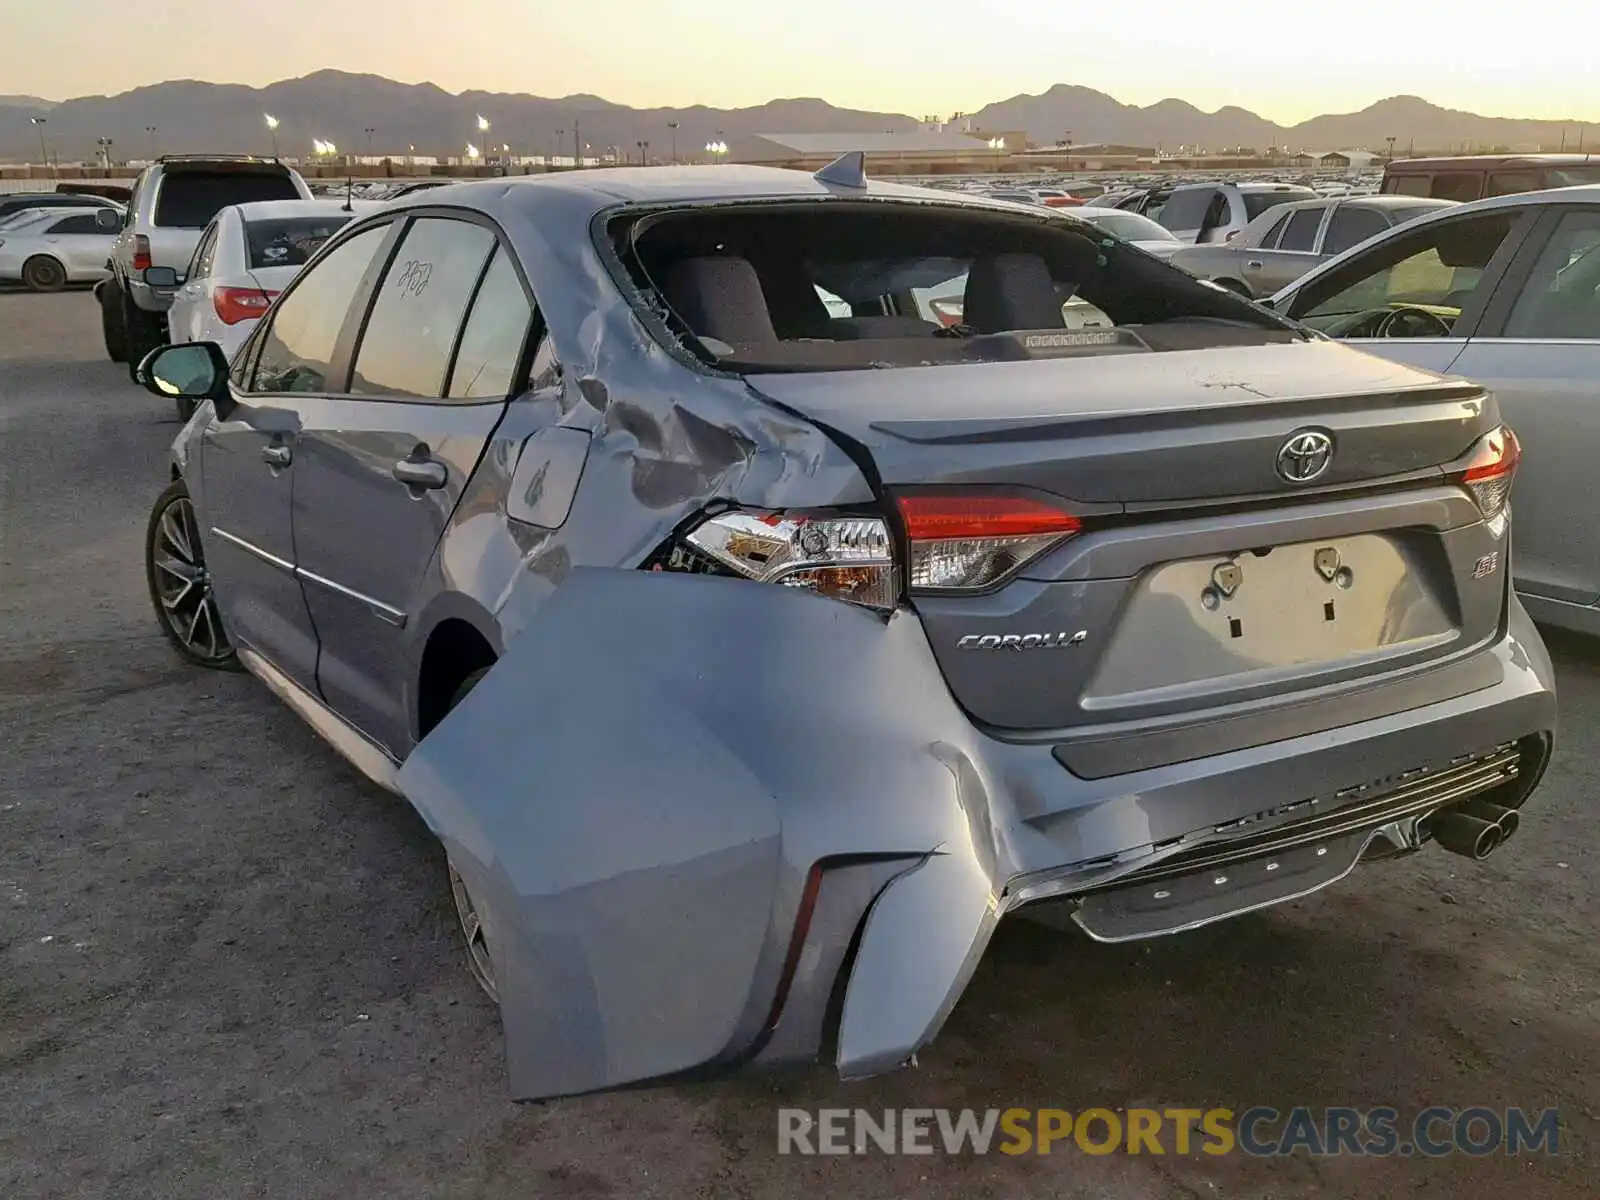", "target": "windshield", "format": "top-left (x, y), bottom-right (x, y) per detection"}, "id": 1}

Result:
top-left (245, 215), bottom-right (356, 269)
top-left (1243, 189), bottom-right (1319, 219)
top-left (155, 171), bottom-right (301, 229)
top-left (1076, 210), bottom-right (1177, 242)
top-left (614, 200), bottom-right (1295, 373)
